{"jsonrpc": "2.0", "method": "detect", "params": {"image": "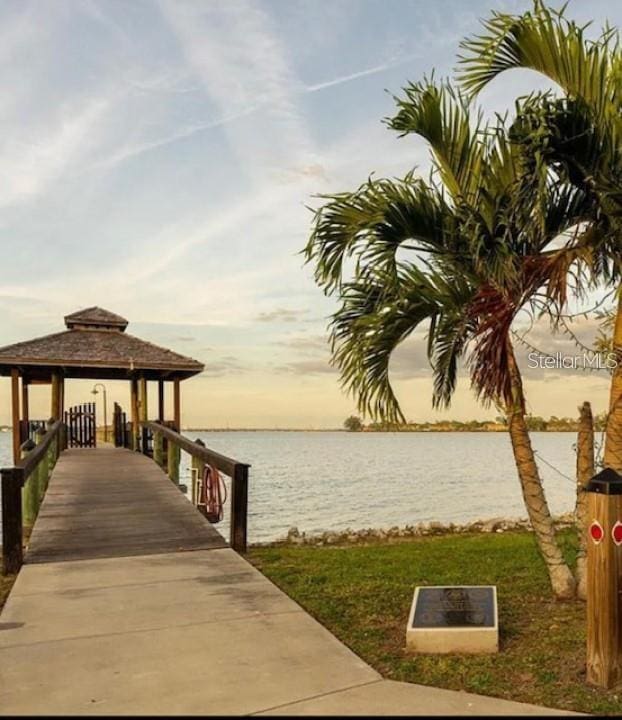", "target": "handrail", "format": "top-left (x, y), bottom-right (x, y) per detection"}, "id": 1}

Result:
top-left (143, 421), bottom-right (250, 477)
top-left (14, 420), bottom-right (63, 479)
top-left (2, 419), bottom-right (65, 575)
top-left (142, 421), bottom-right (250, 553)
